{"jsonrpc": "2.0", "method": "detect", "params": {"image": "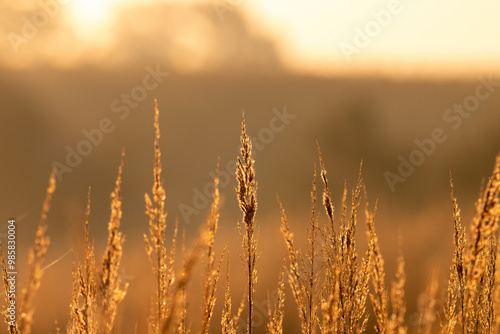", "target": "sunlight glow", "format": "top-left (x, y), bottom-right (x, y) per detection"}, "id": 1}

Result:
top-left (2, 0), bottom-right (499, 77)
top-left (65, 0), bottom-right (120, 35)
